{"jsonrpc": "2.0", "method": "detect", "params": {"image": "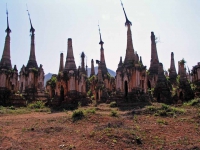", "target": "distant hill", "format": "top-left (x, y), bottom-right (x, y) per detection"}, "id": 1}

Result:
top-left (44, 73), bottom-right (53, 86)
top-left (87, 67), bottom-right (116, 77)
top-left (44, 67), bottom-right (116, 86)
